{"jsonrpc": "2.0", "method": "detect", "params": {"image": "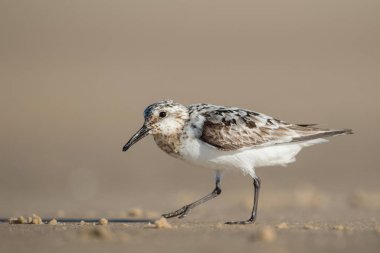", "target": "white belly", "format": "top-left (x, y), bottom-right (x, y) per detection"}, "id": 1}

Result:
top-left (179, 138), bottom-right (327, 177)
